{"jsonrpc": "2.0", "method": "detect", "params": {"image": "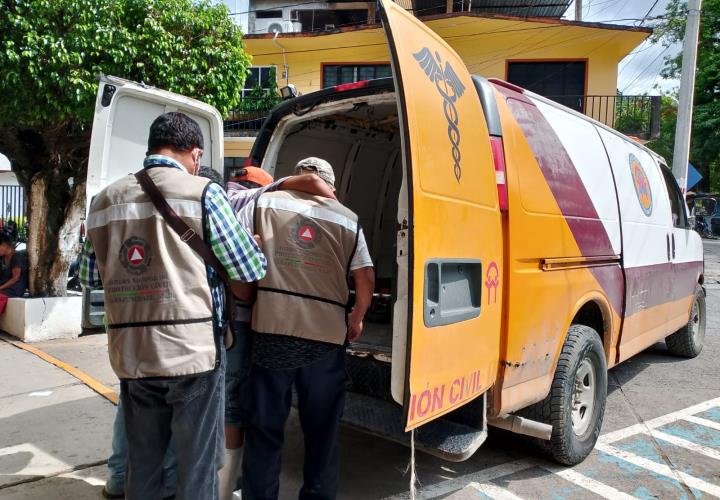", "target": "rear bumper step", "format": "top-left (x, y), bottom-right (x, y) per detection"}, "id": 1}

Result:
top-left (342, 392), bottom-right (487, 462)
